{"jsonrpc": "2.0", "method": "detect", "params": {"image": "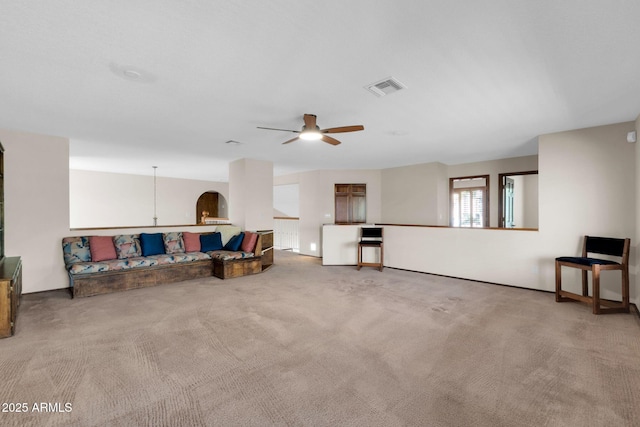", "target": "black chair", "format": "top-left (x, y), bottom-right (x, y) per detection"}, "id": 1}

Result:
top-left (555, 236), bottom-right (630, 314)
top-left (357, 227), bottom-right (383, 271)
